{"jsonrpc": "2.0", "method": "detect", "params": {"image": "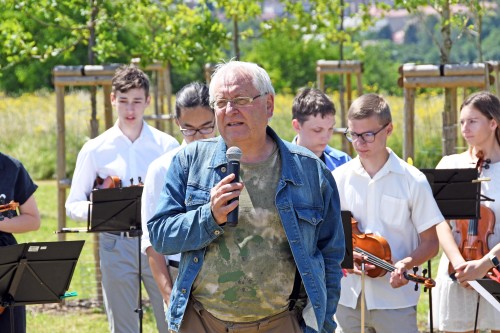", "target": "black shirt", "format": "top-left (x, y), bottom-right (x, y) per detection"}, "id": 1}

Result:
top-left (0, 153), bottom-right (38, 246)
